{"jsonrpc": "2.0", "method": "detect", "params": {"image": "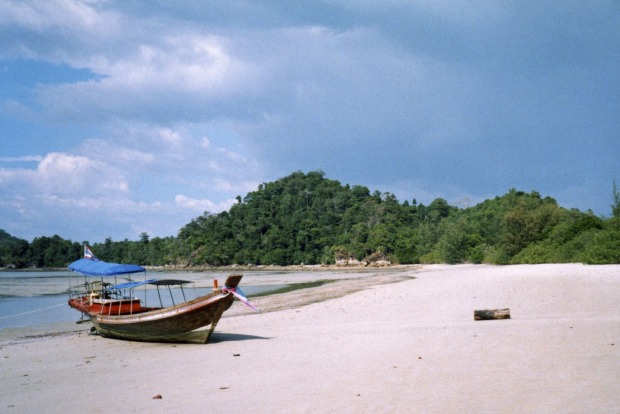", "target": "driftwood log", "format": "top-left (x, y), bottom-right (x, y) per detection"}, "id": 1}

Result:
top-left (474, 308), bottom-right (511, 320)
